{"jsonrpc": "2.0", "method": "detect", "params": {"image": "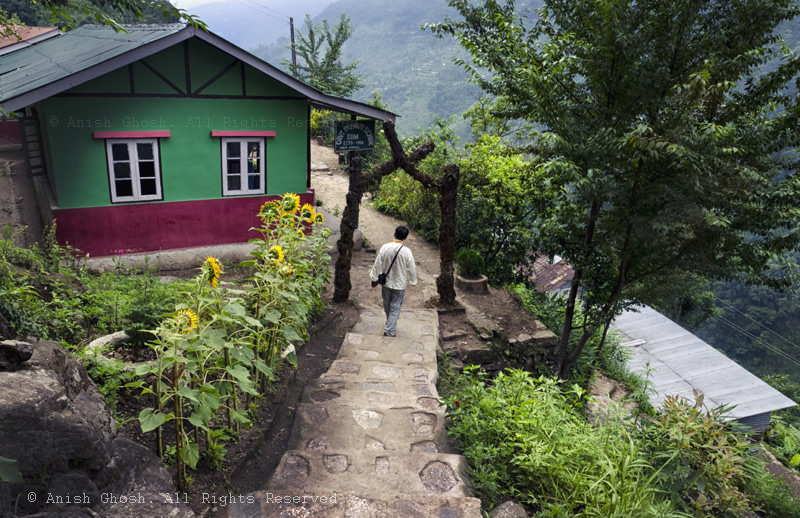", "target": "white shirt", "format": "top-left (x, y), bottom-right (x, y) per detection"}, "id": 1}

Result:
top-left (370, 241), bottom-right (417, 290)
